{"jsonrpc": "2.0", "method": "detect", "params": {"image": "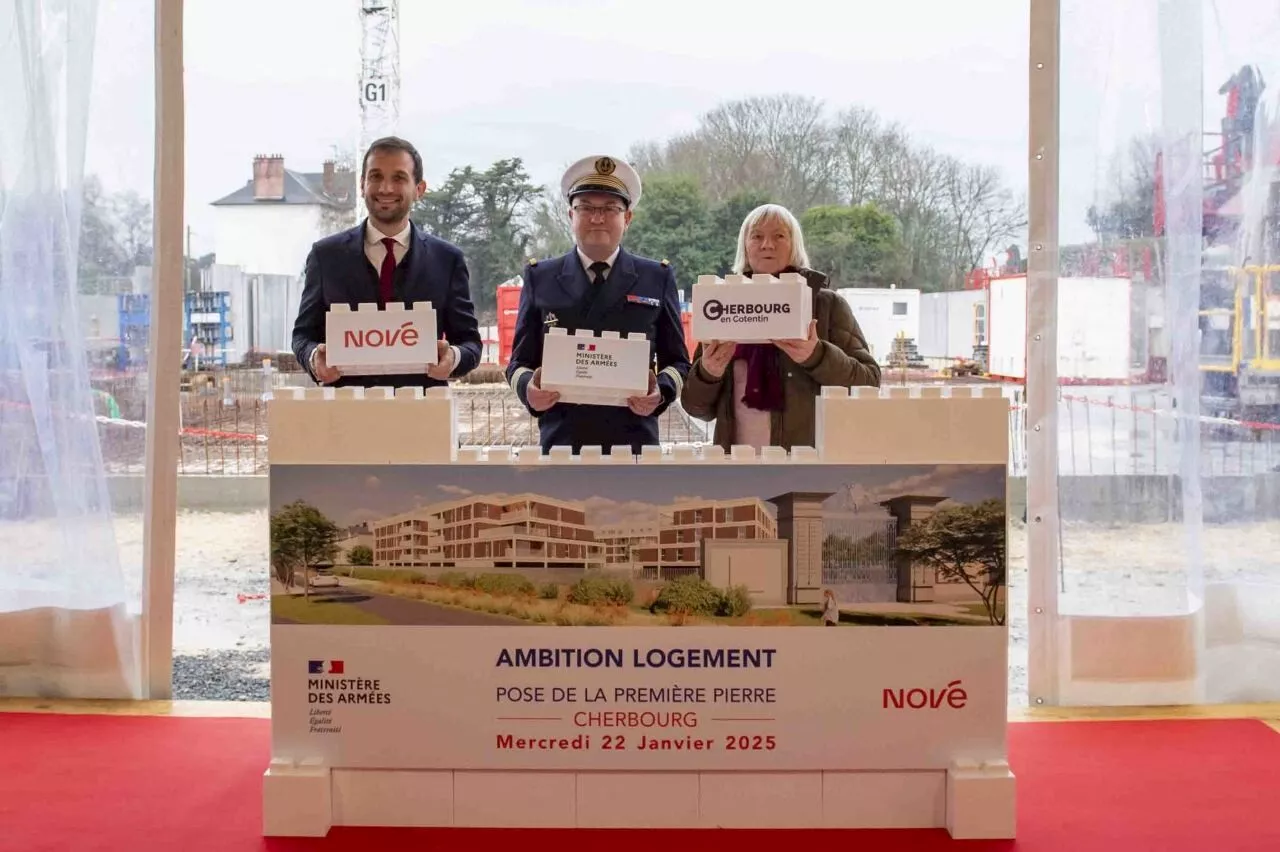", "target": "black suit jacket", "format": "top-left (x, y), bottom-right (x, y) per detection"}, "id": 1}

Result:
top-left (504, 247), bottom-right (691, 454)
top-left (291, 221), bottom-right (482, 388)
